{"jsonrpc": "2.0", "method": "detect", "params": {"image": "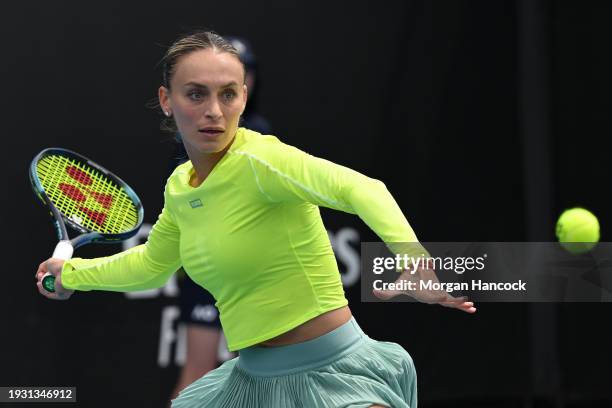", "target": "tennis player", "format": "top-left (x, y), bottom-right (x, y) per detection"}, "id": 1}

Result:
top-left (169, 36), bottom-right (271, 404)
top-left (36, 30), bottom-right (476, 408)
